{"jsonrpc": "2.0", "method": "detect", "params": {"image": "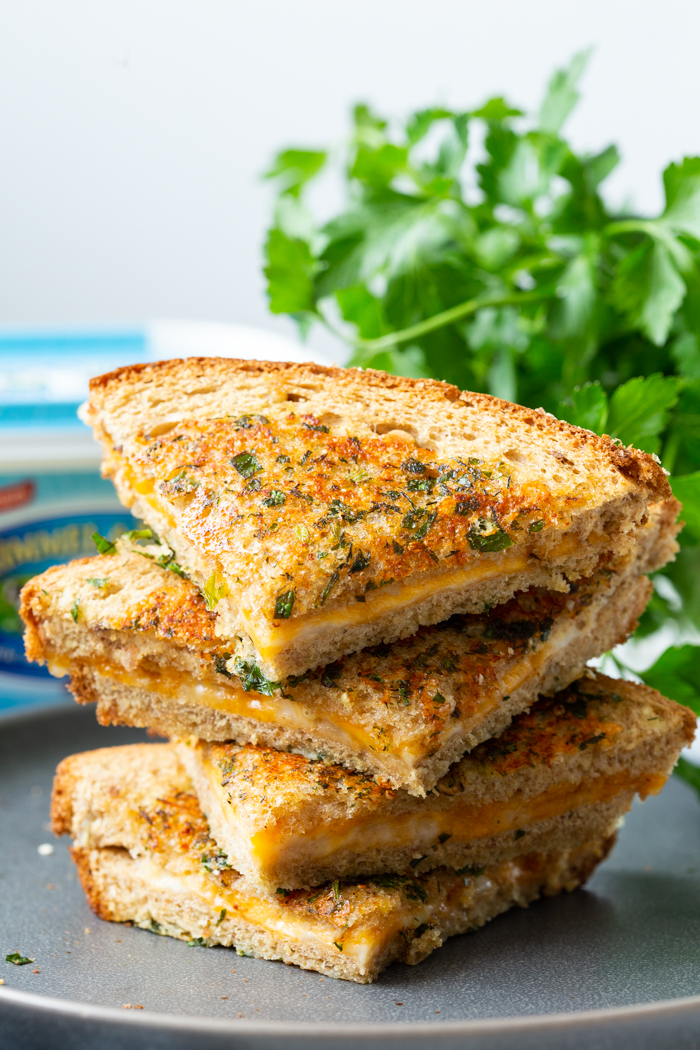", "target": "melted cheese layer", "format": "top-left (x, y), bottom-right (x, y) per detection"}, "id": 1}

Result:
top-left (49, 616), bottom-right (577, 775)
top-left (126, 460), bottom-right (599, 661)
top-left (249, 769), bottom-right (666, 871)
top-left (248, 532), bottom-right (597, 661)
